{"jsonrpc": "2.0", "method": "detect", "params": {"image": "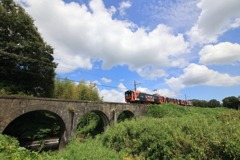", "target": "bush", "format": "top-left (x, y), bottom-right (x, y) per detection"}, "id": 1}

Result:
top-left (101, 104), bottom-right (240, 159)
top-left (56, 138), bottom-right (122, 160)
top-left (76, 112), bottom-right (103, 138)
top-left (0, 134), bottom-right (55, 160)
